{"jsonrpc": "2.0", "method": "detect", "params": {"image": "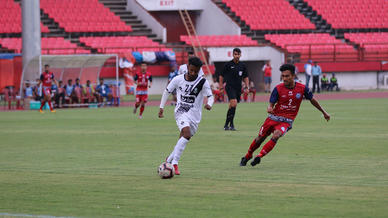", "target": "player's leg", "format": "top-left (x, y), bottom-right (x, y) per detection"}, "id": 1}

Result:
top-left (228, 92), bottom-right (239, 130)
top-left (139, 95), bottom-right (147, 118)
top-left (133, 95), bottom-right (140, 114)
top-left (240, 118), bottom-right (273, 166)
top-left (251, 123), bottom-right (290, 166)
